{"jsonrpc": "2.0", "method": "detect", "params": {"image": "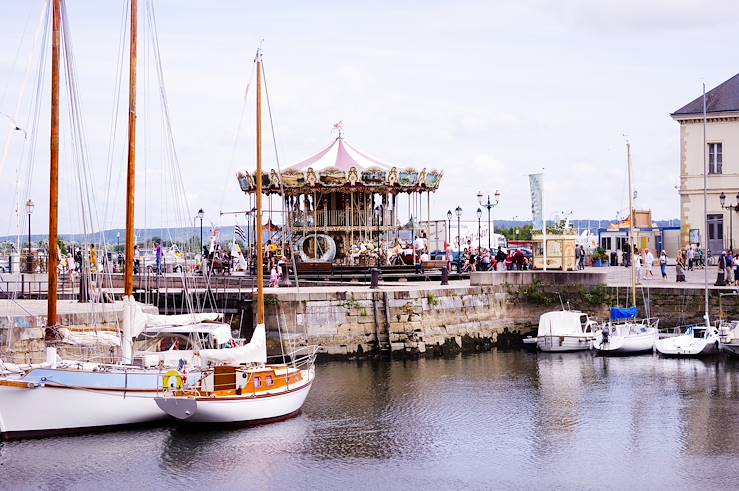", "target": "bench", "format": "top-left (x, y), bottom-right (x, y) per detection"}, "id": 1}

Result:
top-left (421, 260), bottom-right (448, 272)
